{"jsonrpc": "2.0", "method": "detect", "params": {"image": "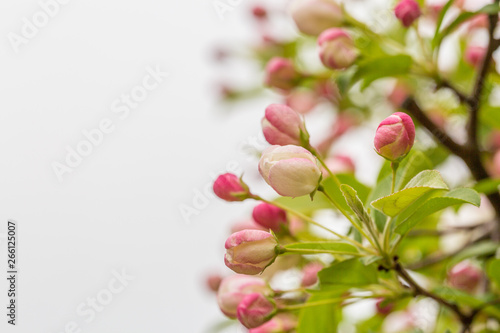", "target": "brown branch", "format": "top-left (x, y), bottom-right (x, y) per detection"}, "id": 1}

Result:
top-left (437, 80), bottom-right (474, 106)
